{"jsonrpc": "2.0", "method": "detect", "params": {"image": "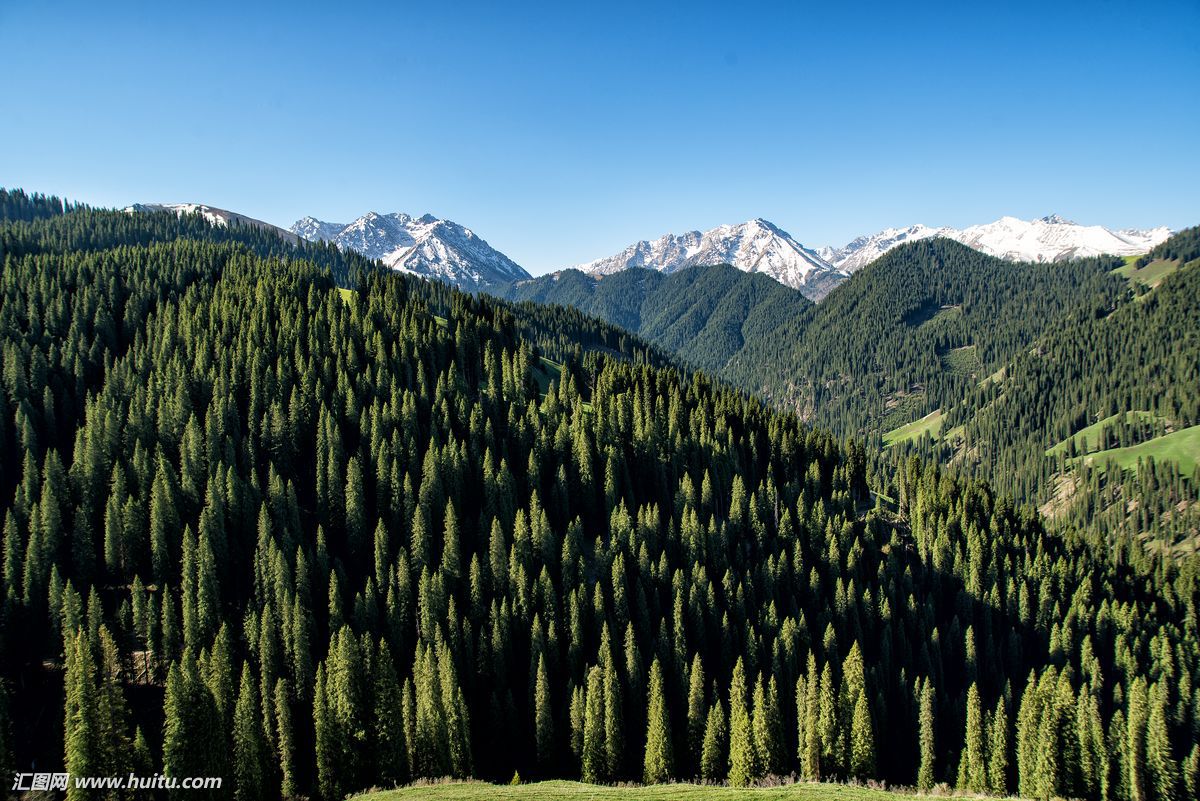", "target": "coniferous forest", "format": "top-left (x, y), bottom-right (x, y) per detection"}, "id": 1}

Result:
top-left (0, 189), bottom-right (1197, 801)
